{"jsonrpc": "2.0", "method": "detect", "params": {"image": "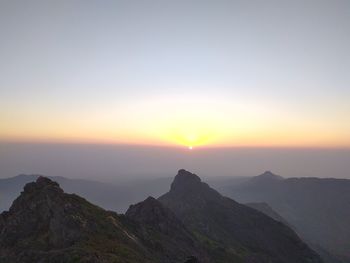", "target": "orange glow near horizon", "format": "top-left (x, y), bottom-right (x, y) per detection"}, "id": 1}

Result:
top-left (0, 119), bottom-right (349, 148)
top-left (1, 95), bottom-right (350, 149)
